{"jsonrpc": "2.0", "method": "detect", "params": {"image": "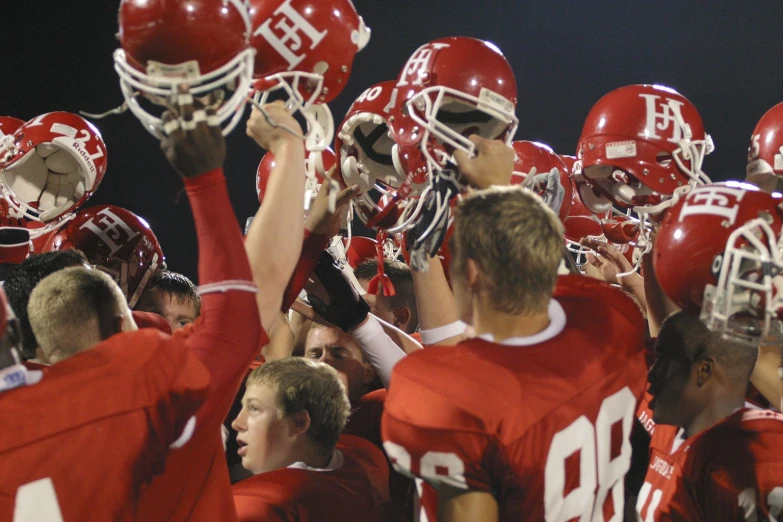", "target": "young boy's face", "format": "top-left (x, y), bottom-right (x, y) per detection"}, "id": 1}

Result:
top-left (135, 290), bottom-right (197, 331)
